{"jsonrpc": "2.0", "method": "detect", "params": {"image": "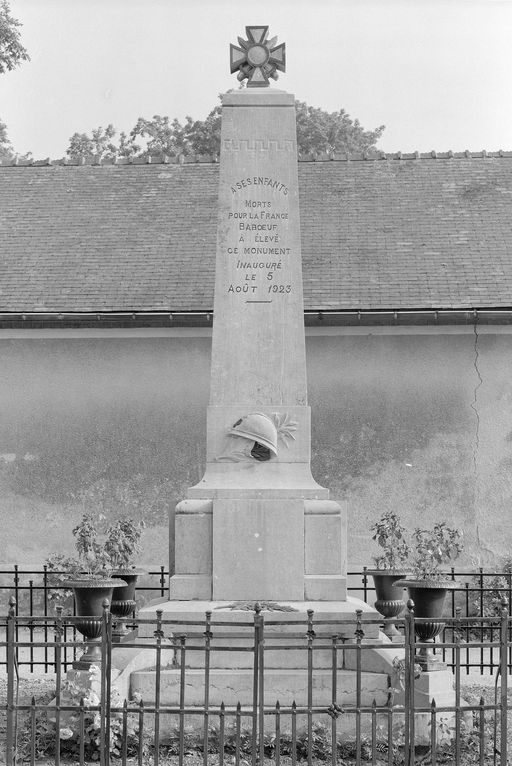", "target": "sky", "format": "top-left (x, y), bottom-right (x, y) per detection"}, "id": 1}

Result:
top-left (1, 0), bottom-right (511, 159)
